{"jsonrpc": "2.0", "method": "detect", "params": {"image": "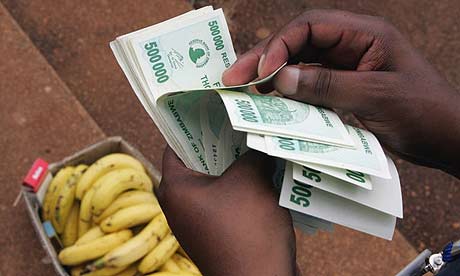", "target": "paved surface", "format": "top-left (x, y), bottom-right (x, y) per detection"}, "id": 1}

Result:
top-left (0, 3), bottom-right (105, 275)
top-left (2, 0), bottom-right (460, 275)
